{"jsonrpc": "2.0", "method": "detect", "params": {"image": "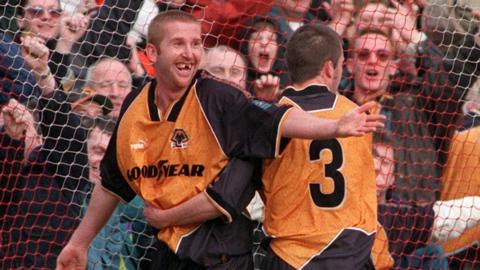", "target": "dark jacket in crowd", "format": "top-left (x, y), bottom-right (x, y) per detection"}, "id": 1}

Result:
top-left (0, 91), bottom-right (90, 269)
